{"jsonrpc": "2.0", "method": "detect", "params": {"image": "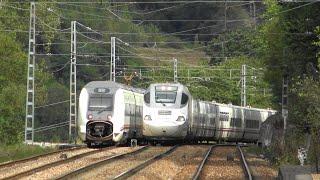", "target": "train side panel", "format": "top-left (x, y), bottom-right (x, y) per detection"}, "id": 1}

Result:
top-left (243, 109), bottom-right (261, 142)
top-left (227, 107), bottom-right (244, 141)
top-left (214, 105), bottom-right (233, 140)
